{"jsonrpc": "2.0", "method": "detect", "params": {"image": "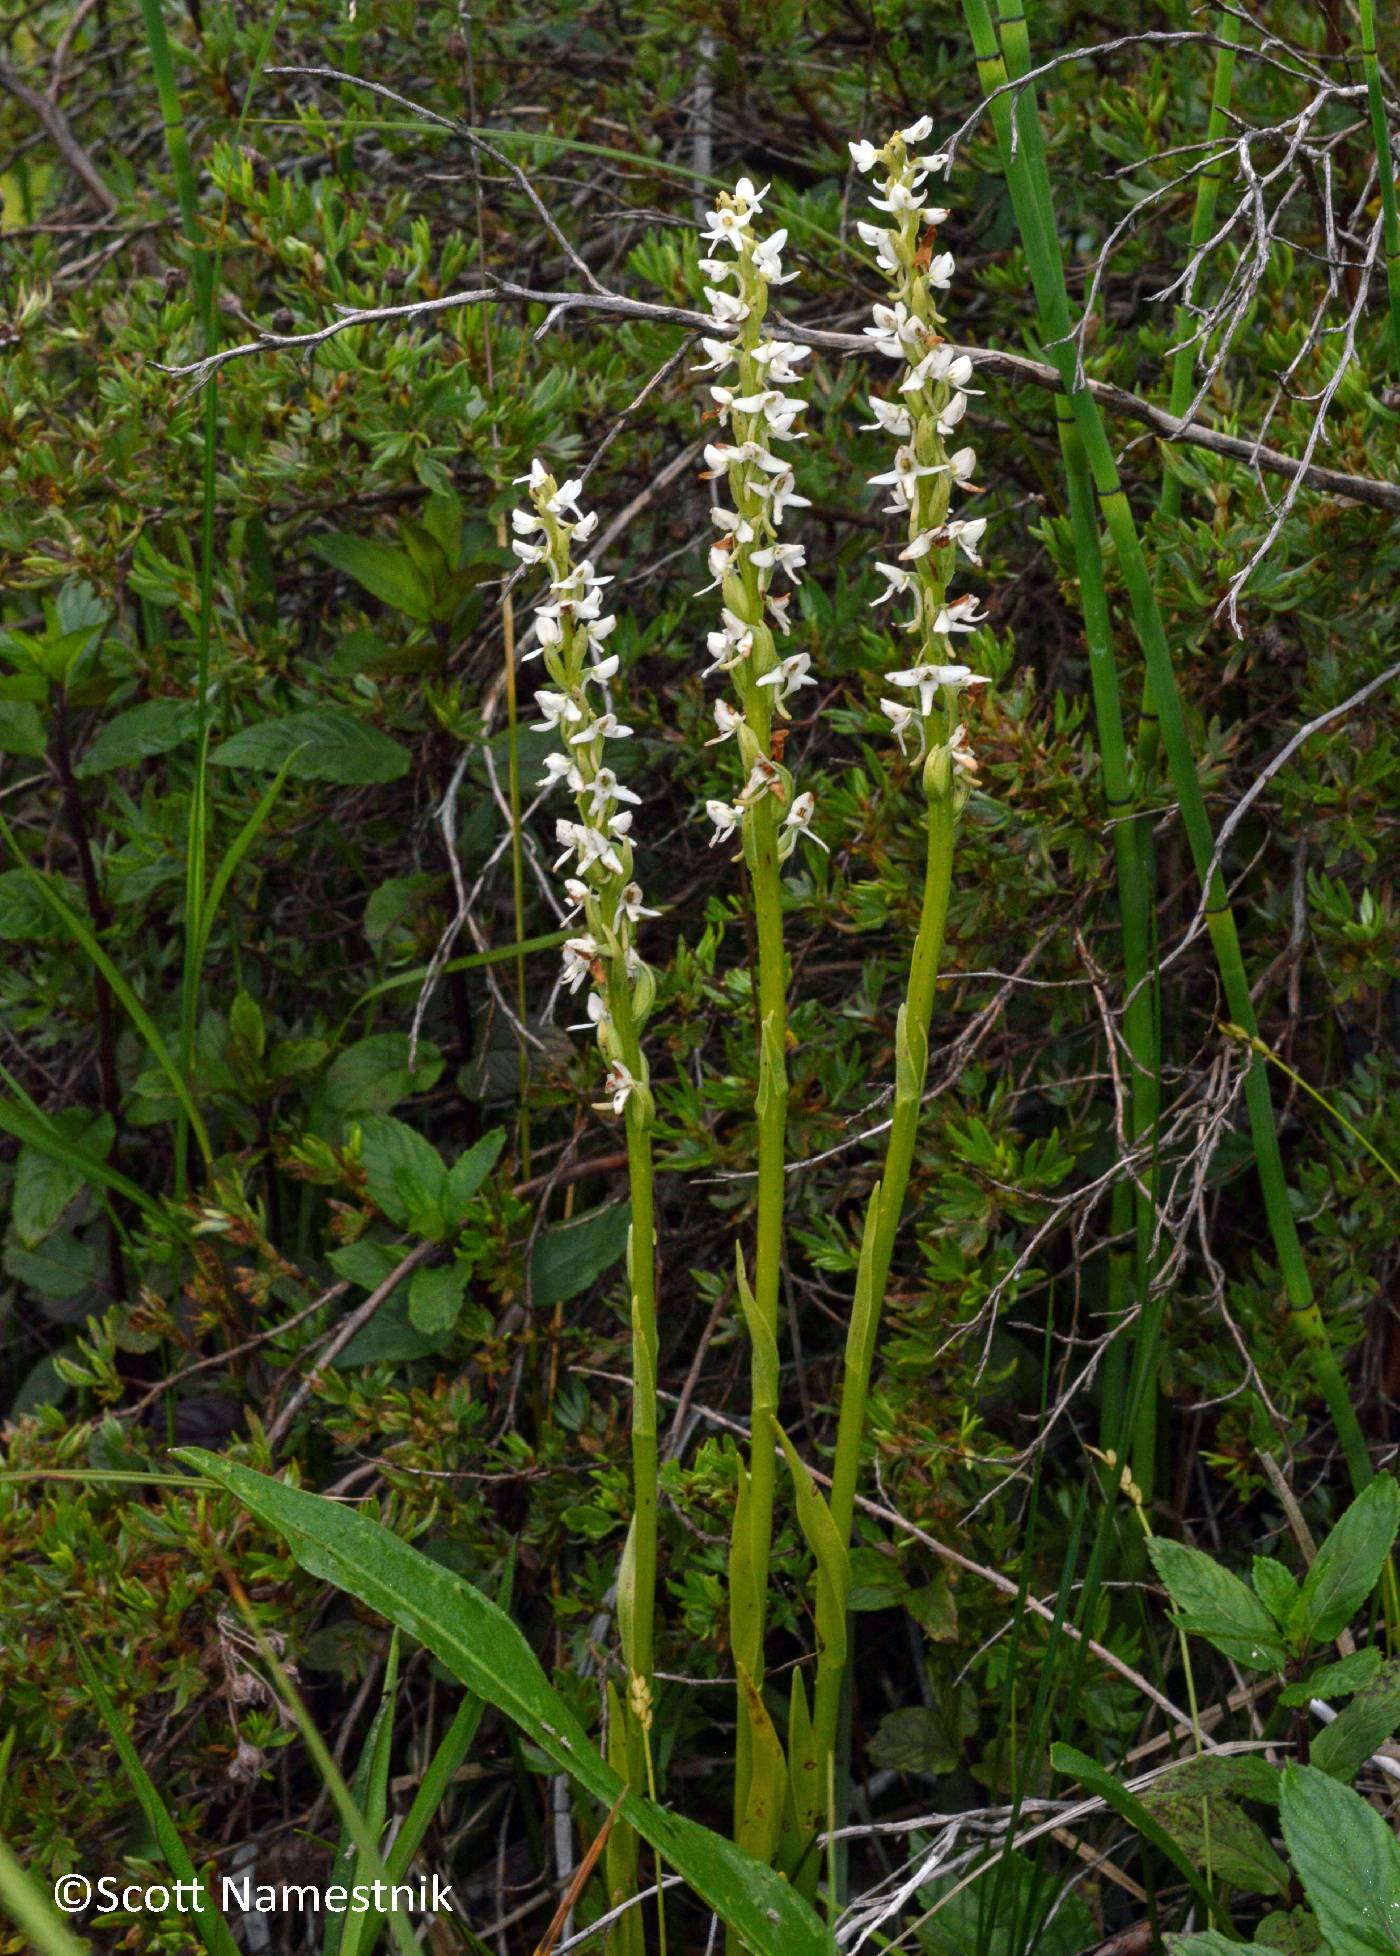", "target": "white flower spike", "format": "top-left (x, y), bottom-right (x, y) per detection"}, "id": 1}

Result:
top-left (853, 121), bottom-right (995, 778)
